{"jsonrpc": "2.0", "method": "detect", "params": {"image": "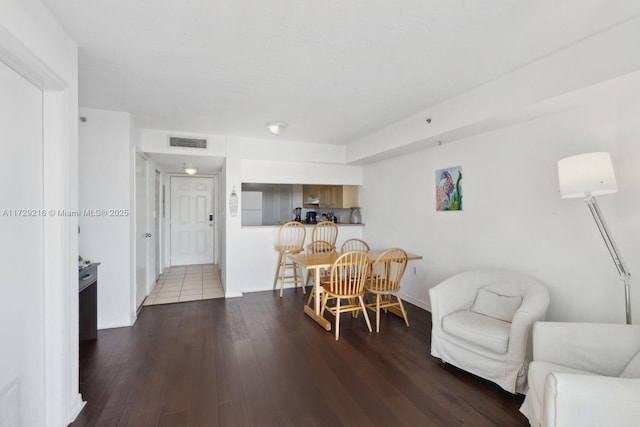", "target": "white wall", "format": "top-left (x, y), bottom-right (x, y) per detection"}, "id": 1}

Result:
top-left (241, 159), bottom-right (362, 185)
top-left (79, 108), bottom-right (135, 329)
top-left (616, 89), bottom-right (640, 322)
top-left (224, 140), bottom-right (243, 297)
top-left (362, 99), bottom-right (638, 323)
top-left (0, 1), bottom-right (81, 425)
top-left (241, 137), bottom-right (347, 164)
